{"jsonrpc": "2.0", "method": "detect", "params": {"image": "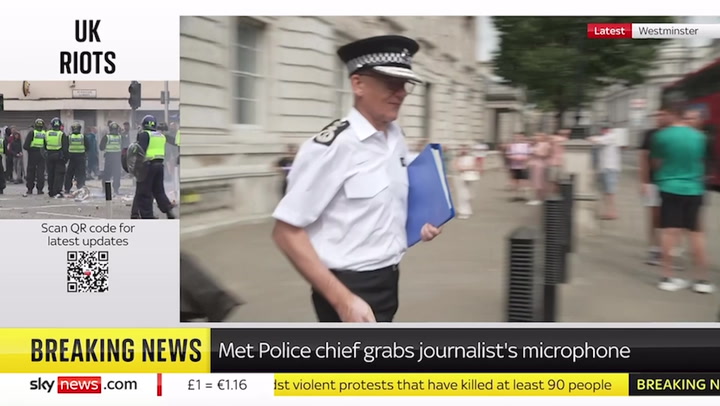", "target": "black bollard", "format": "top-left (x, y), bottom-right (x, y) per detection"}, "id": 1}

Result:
top-left (559, 176), bottom-right (572, 254)
top-left (560, 173), bottom-right (576, 254)
top-left (506, 227), bottom-right (541, 322)
top-left (568, 174), bottom-right (576, 253)
top-left (543, 196), bottom-right (566, 321)
top-left (104, 181), bottom-right (113, 219)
